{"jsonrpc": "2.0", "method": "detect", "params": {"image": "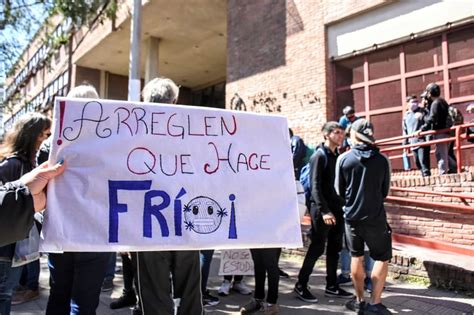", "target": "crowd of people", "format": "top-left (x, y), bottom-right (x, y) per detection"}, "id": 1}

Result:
top-left (0, 78), bottom-right (472, 315)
